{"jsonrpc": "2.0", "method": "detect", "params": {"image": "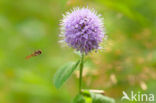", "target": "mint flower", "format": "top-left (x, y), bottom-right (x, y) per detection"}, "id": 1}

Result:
top-left (60, 7), bottom-right (105, 54)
